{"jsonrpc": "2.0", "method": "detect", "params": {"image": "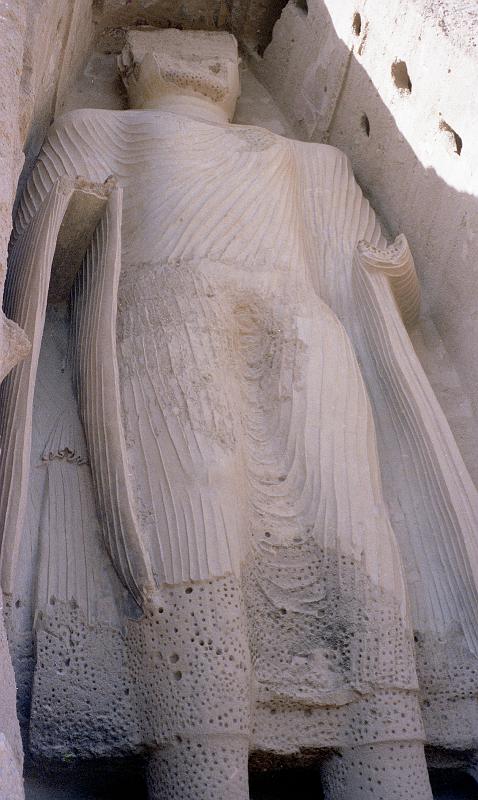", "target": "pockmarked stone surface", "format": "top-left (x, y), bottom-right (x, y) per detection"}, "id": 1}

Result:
top-left (1, 21), bottom-right (478, 800)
